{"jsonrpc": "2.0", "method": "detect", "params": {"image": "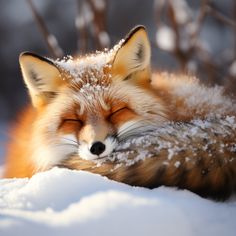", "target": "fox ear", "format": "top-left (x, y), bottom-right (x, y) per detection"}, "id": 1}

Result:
top-left (112, 25), bottom-right (151, 81)
top-left (19, 52), bottom-right (63, 108)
